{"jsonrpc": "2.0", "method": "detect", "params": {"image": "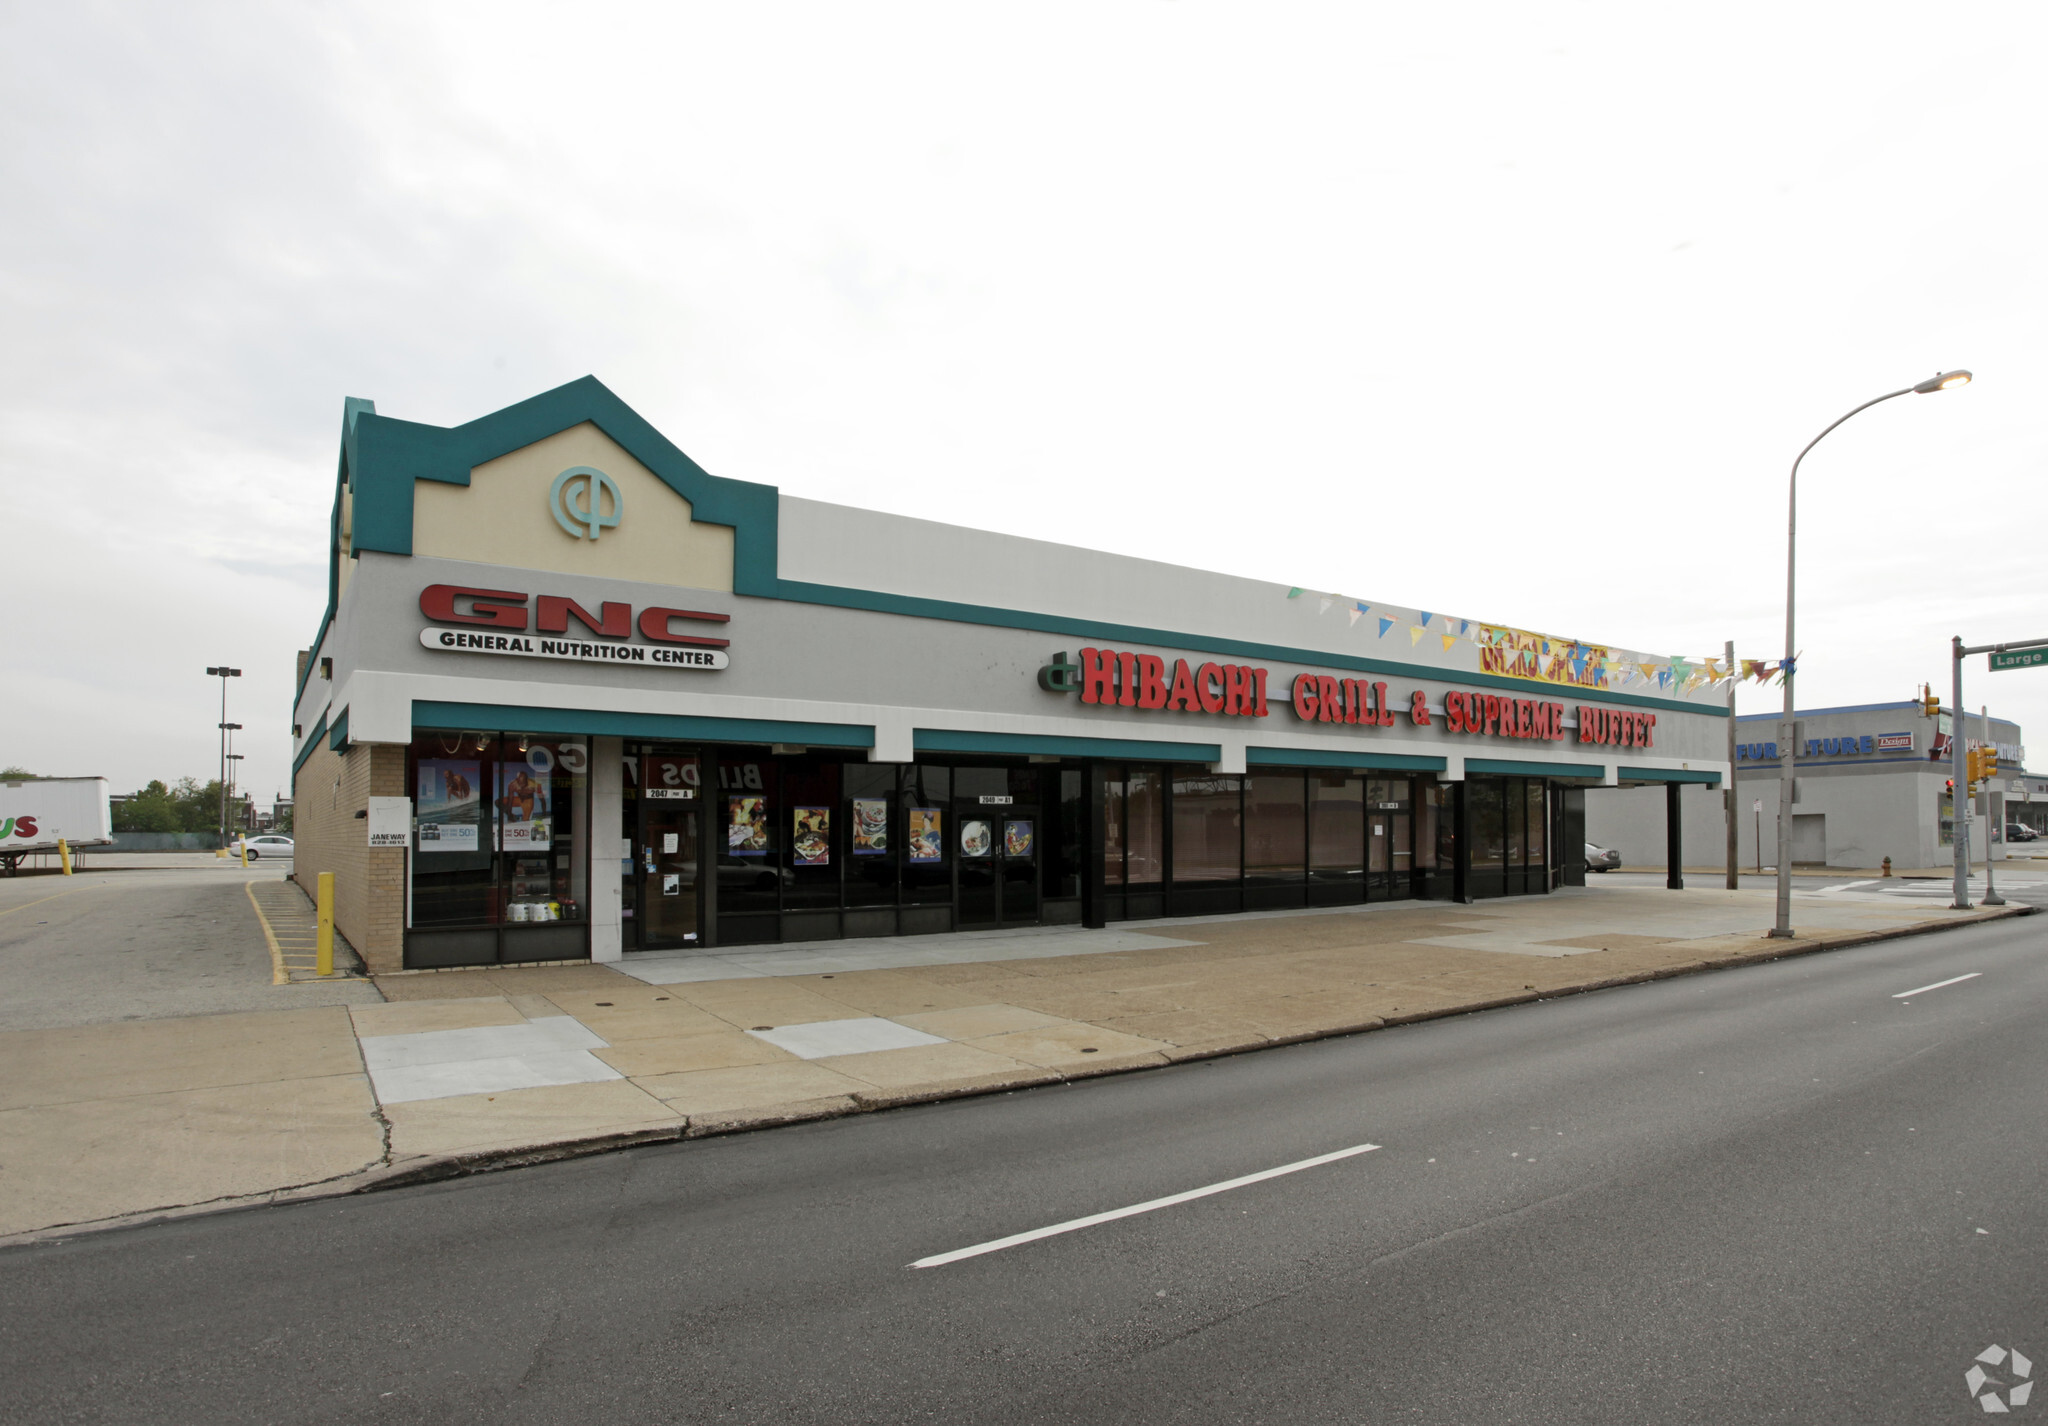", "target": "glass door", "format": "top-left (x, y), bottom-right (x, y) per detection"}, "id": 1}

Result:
top-left (1367, 809), bottom-right (1392, 899)
top-left (637, 750), bottom-right (701, 948)
top-left (955, 767), bottom-right (1040, 929)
